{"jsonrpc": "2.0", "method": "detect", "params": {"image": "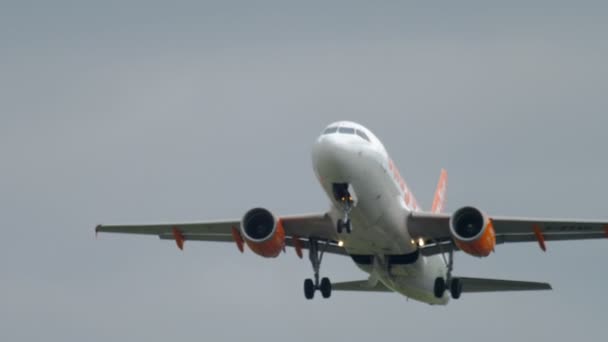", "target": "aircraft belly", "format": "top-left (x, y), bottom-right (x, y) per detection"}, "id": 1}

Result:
top-left (384, 257), bottom-right (449, 305)
top-left (317, 144), bottom-right (414, 254)
top-left (349, 254), bottom-right (449, 305)
top-left (340, 154), bottom-right (413, 254)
